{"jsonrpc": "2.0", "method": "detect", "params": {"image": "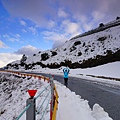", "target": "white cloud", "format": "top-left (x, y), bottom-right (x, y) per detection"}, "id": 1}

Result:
top-left (29, 27), bottom-right (37, 35)
top-left (0, 45), bottom-right (41, 68)
top-left (0, 60), bottom-right (5, 68)
top-left (20, 20), bottom-right (26, 26)
top-left (92, 11), bottom-right (105, 22)
top-left (42, 31), bottom-right (67, 48)
top-left (48, 20), bottom-right (56, 28)
top-left (3, 34), bottom-right (9, 38)
top-left (2, 0), bottom-right (120, 29)
top-left (22, 29), bottom-right (27, 33)
top-left (61, 20), bottom-right (80, 37)
top-left (42, 19), bottom-right (81, 43)
top-left (1, 0), bottom-right (56, 28)
top-left (83, 24), bottom-right (93, 31)
top-left (58, 8), bottom-right (68, 18)
top-left (68, 22), bottom-right (79, 34)
top-left (3, 34), bottom-right (20, 42)
top-left (15, 45), bottom-right (40, 56)
top-left (42, 31), bottom-right (68, 41)
top-left (0, 40), bottom-right (8, 48)
top-left (0, 53), bottom-right (22, 68)
top-left (1, 0), bottom-right (120, 50)
top-left (42, 30), bottom-right (71, 49)
top-left (14, 34), bottom-right (20, 38)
